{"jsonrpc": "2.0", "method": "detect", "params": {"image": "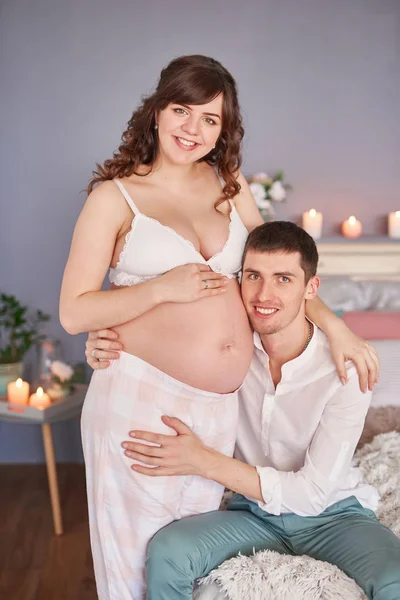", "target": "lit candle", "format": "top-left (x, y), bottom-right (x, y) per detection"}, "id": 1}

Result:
top-left (7, 378), bottom-right (30, 405)
top-left (342, 216), bottom-right (362, 238)
top-left (388, 211), bottom-right (400, 239)
top-left (302, 209), bottom-right (323, 239)
top-left (29, 386), bottom-right (51, 410)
